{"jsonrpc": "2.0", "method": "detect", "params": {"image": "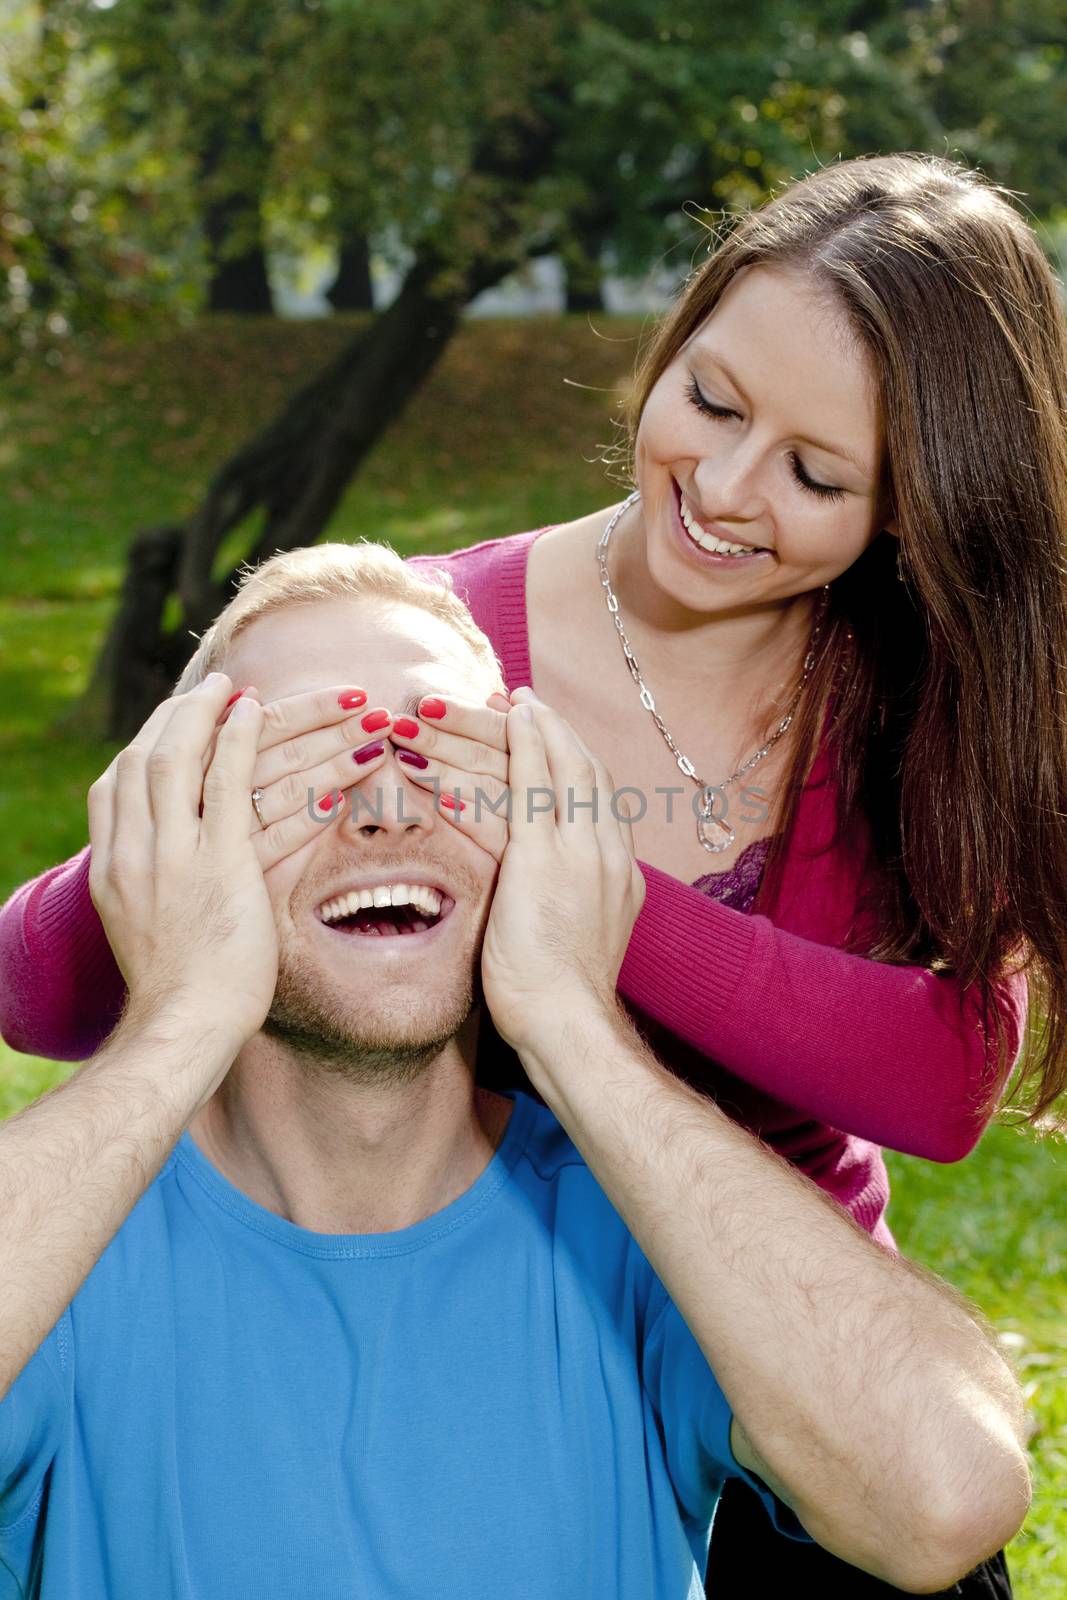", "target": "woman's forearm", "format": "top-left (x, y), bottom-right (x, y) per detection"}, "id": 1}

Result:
top-left (619, 861), bottom-right (1027, 1159)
